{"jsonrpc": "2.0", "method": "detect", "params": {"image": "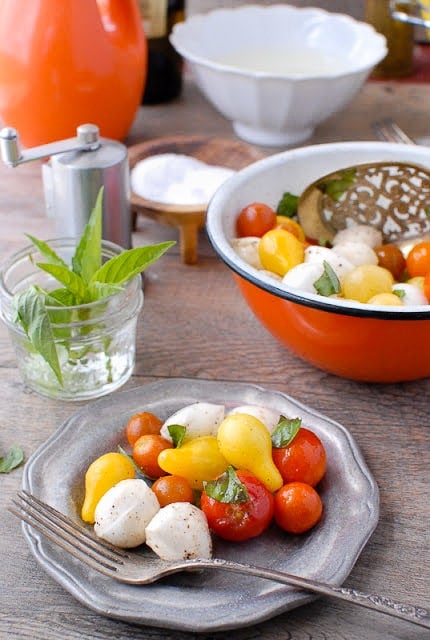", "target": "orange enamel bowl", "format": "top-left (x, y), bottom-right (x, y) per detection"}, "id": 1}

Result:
top-left (206, 141), bottom-right (430, 383)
